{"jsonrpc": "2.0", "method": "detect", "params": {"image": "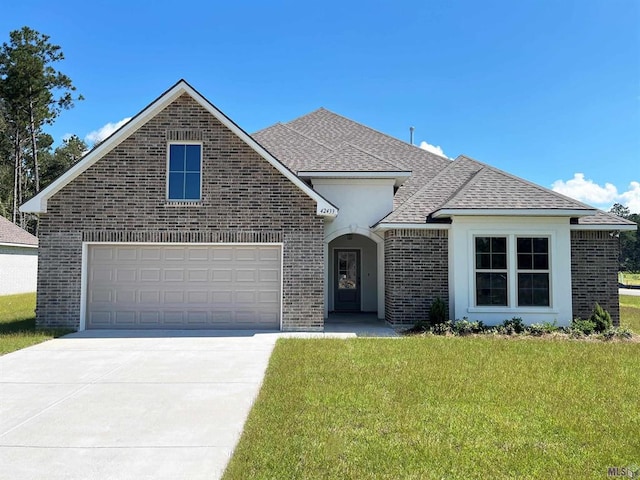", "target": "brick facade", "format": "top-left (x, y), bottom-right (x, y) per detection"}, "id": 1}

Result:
top-left (384, 229), bottom-right (449, 326)
top-left (570, 230), bottom-right (620, 326)
top-left (37, 94), bottom-right (324, 331)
